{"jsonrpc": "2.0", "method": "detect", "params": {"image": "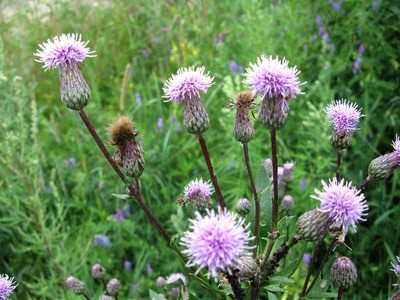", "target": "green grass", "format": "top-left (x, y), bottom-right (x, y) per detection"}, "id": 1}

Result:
top-left (1, 0), bottom-right (399, 299)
